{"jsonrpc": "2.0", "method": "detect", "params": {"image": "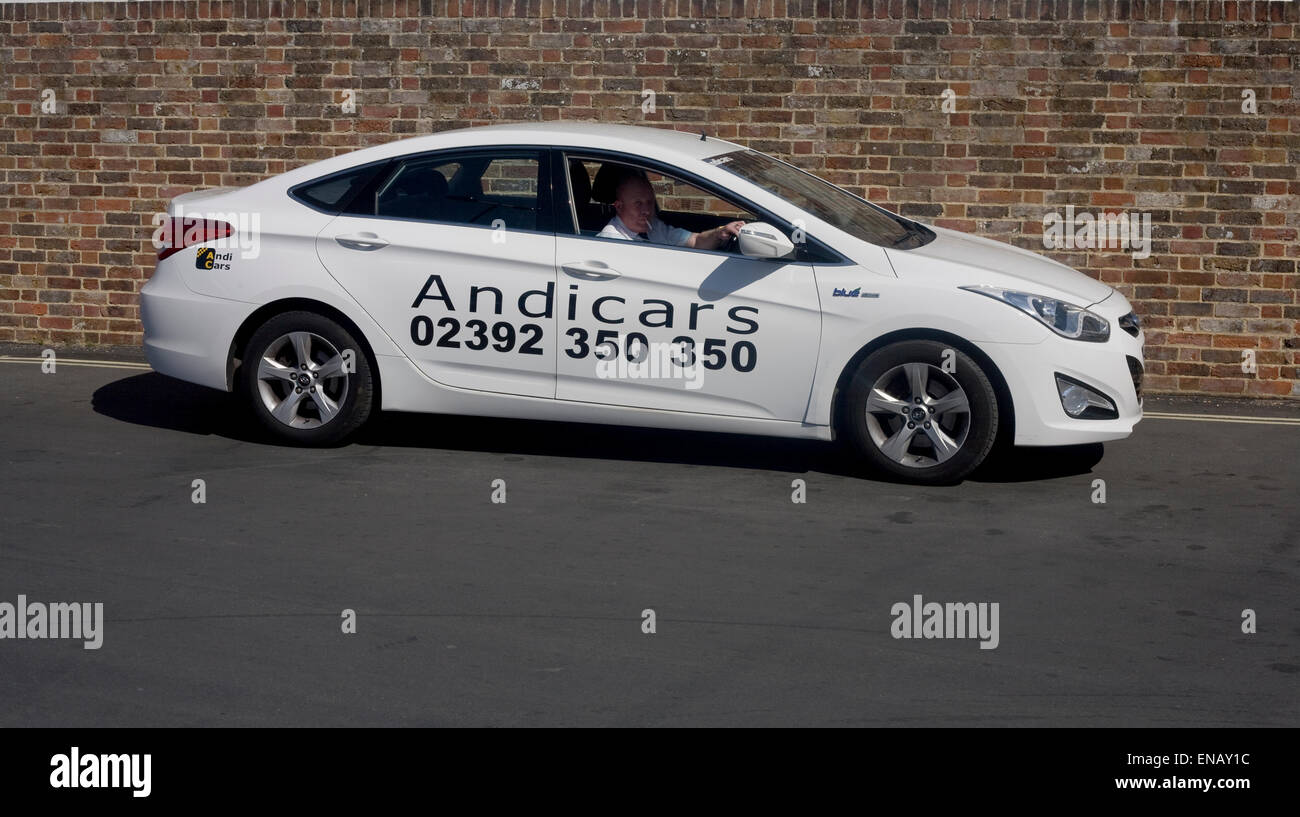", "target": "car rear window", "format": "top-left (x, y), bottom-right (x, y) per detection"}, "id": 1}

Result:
top-left (290, 163), bottom-right (389, 213)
